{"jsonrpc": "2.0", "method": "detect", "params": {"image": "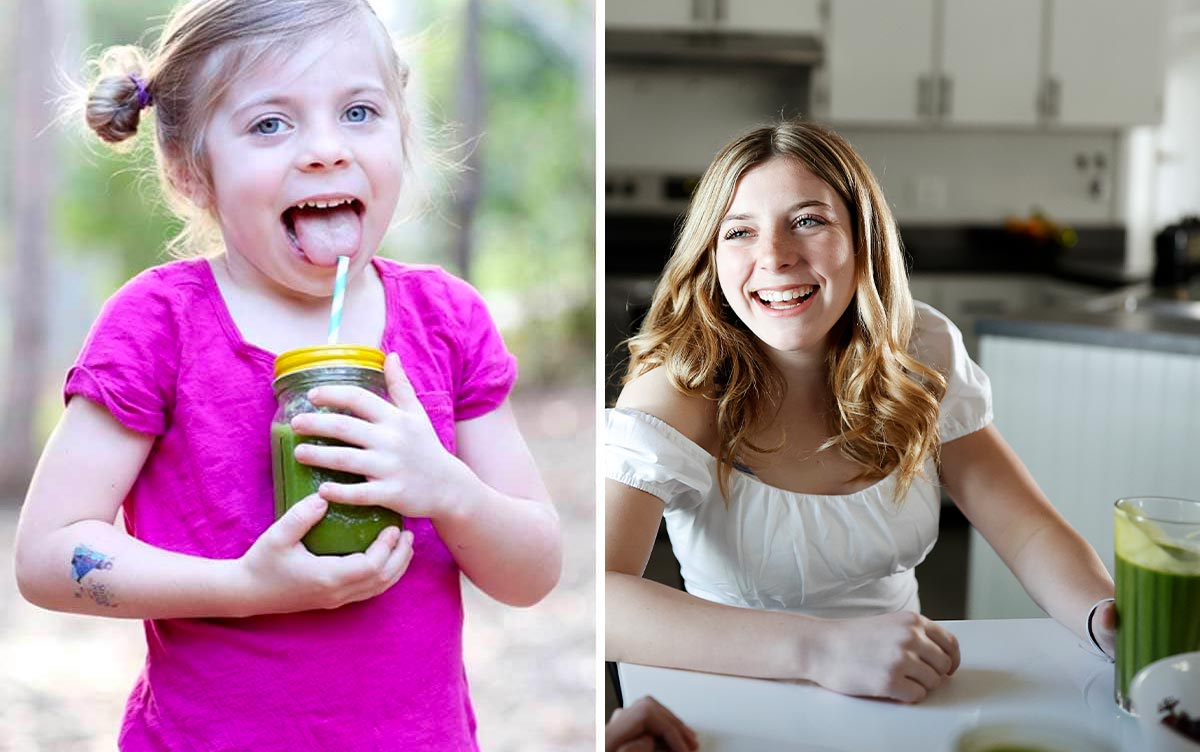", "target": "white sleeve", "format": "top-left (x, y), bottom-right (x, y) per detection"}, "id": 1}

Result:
top-left (605, 407), bottom-right (714, 511)
top-left (910, 301), bottom-right (994, 443)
